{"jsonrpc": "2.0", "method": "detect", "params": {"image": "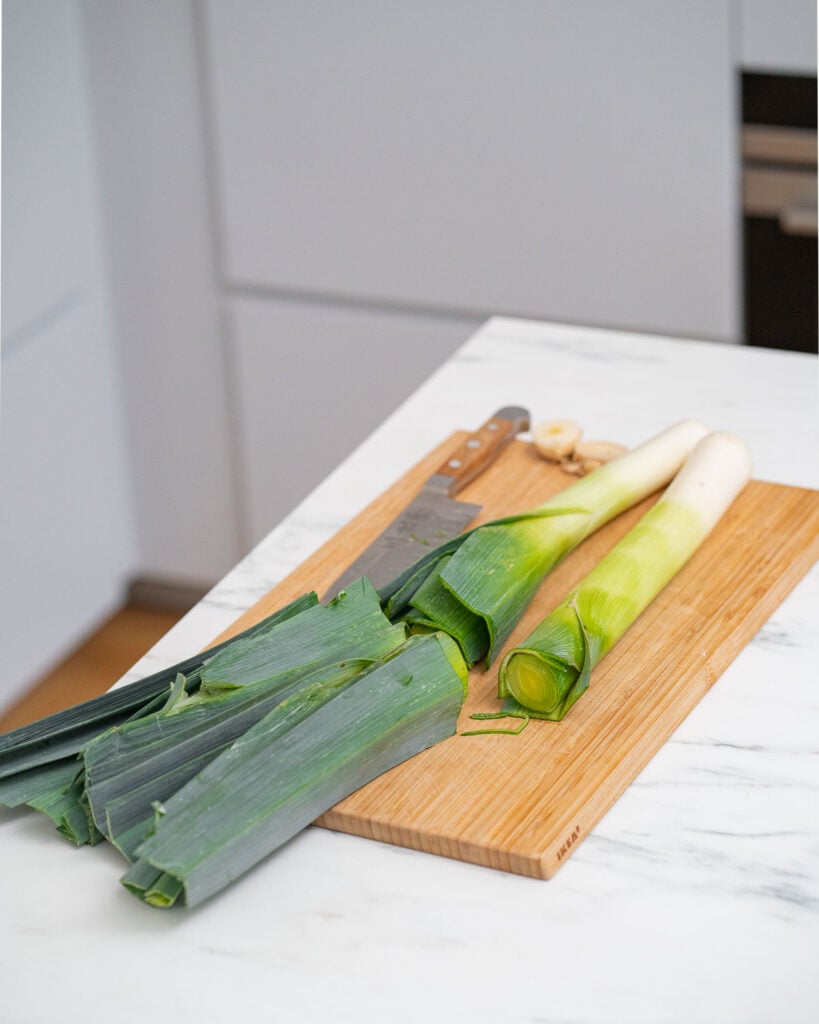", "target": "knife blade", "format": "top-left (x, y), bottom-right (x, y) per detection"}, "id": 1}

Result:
top-left (324, 406), bottom-right (530, 599)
